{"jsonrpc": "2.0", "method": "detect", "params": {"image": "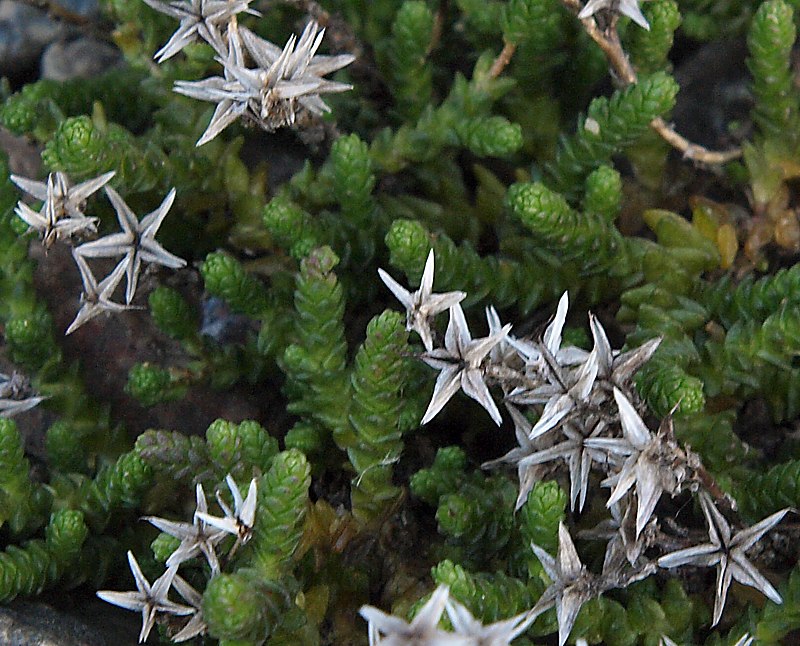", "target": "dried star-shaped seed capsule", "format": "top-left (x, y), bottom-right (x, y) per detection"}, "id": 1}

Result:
top-left (421, 303), bottom-right (511, 425)
top-left (142, 0), bottom-right (259, 62)
top-left (603, 388), bottom-right (692, 537)
top-left (0, 372), bottom-right (45, 417)
top-left (97, 552), bottom-right (193, 643)
top-left (12, 171), bottom-right (112, 248)
top-left (379, 249), bottom-right (466, 351)
top-left (174, 21), bottom-right (355, 145)
top-left (170, 573), bottom-right (208, 642)
top-left (445, 596), bottom-right (536, 645)
top-left (143, 483), bottom-right (226, 574)
top-left (657, 492), bottom-right (789, 626)
top-left (66, 253), bottom-right (136, 335)
top-left (11, 170), bottom-right (114, 220)
top-left (359, 584), bottom-right (464, 645)
top-left (529, 522), bottom-right (604, 646)
top-left (75, 187), bottom-right (186, 304)
top-left (578, 0), bottom-right (651, 30)
top-left (195, 474), bottom-right (257, 553)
